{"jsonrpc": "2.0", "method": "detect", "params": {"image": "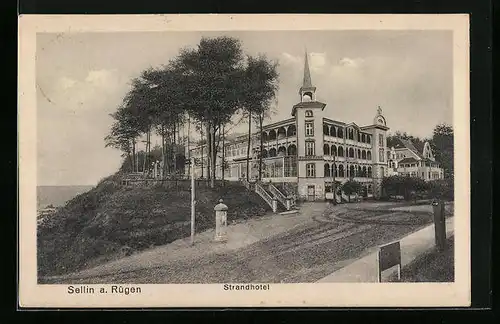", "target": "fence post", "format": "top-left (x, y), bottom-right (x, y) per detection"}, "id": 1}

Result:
top-left (272, 198), bottom-right (278, 213)
top-left (431, 199), bottom-right (446, 251)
